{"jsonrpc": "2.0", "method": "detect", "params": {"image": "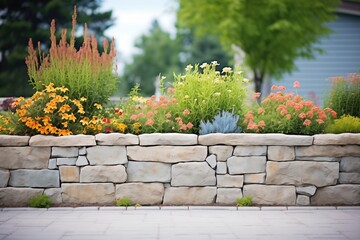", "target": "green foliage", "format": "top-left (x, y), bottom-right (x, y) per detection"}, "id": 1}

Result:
top-left (28, 194), bottom-right (51, 208)
top-left (172, 62), bottom-right (248, 133)
top-left (26, 7), bottom-right (118, 115)
top-left (244, 83), bottom-right (337, 135)
top-left (324, 74), bottom-right (360, 117)
top-left (199, 111), bottom-right (241, 135)
top-left (236, 196), bottom-right (253, 207)
top-left (115, 196), bottom-right (134, 207)
top-left (0, 0), bottom-right (114, 97)
top-left (325, 115), bottom-right (360, 133)
top-left (178, 0), bottom-right (340, 93)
